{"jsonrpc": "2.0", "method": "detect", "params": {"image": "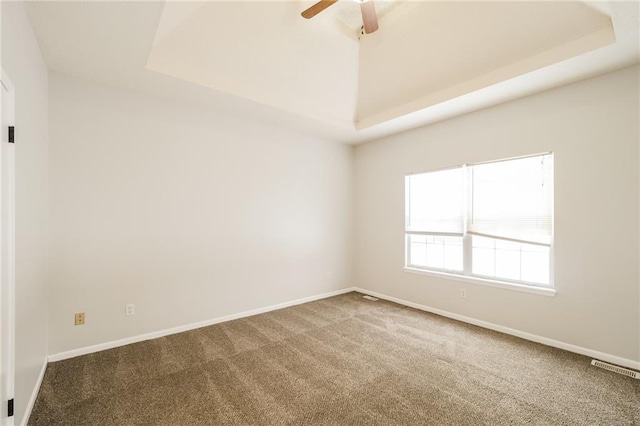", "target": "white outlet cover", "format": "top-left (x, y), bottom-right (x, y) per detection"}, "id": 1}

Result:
top-left (126, 304), bottom-right (135, 316)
